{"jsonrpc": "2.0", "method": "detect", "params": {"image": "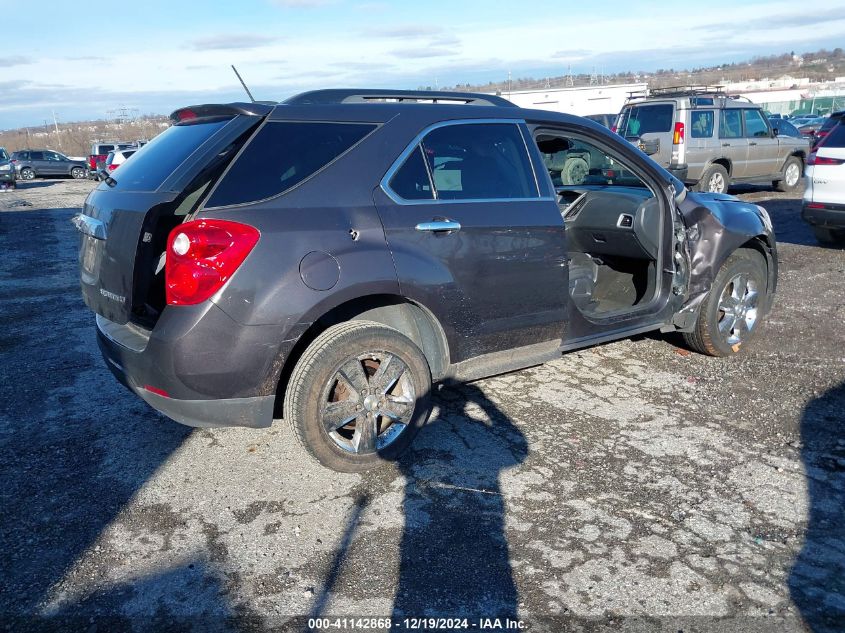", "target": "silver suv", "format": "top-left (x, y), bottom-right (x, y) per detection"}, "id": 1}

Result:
top-left (616, 86), bottom-right (808, 194)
